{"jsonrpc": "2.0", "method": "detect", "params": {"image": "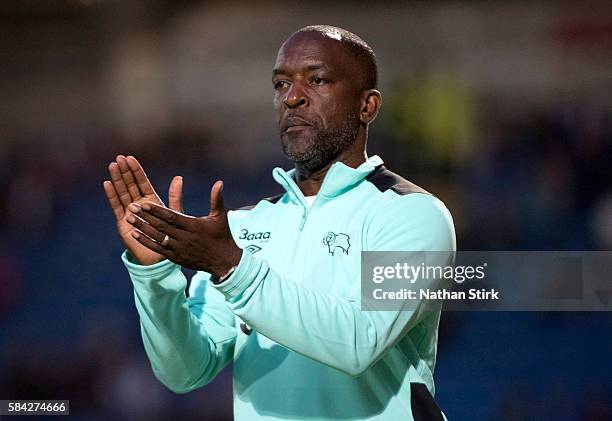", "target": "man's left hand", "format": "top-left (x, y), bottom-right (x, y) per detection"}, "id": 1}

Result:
top-left (126, 180), bottom-right (242, 277)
